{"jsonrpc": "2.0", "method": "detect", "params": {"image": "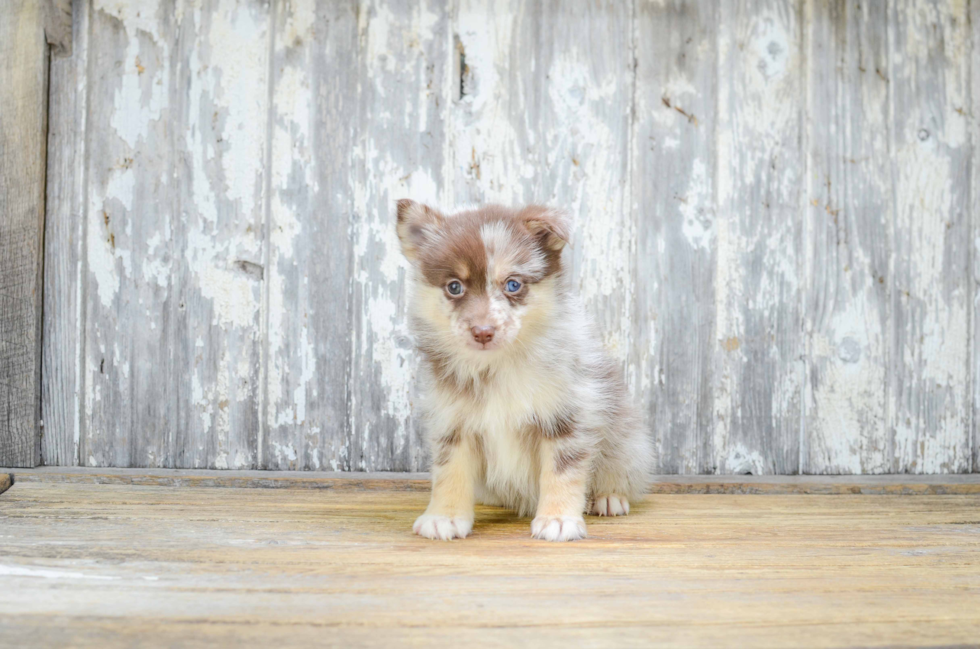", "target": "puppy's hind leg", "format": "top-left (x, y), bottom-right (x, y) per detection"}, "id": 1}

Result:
top-left (588, 424), bottom-right (651, 517)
